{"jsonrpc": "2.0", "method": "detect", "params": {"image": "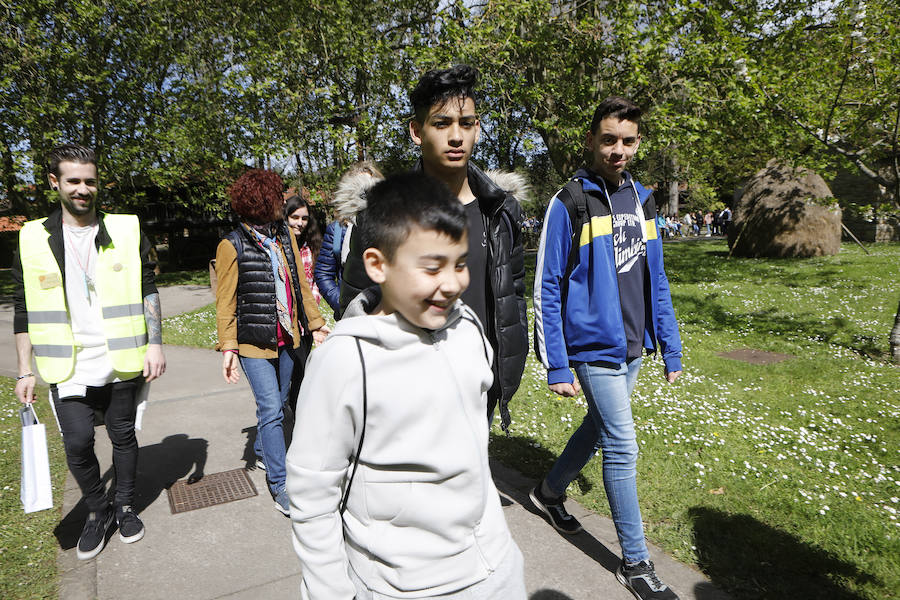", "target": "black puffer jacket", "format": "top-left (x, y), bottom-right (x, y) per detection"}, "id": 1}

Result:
top-left (339, 162), bottom-right (528, 430)
top-left (225, 222), bottom-right (310, 347)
